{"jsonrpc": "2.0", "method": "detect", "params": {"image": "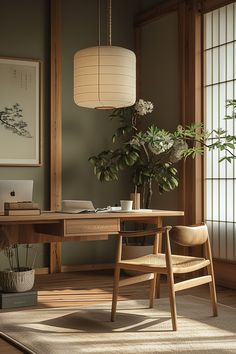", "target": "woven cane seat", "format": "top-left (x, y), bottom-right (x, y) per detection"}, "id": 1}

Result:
top-left (120, 253), bottom-right (210, 273)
